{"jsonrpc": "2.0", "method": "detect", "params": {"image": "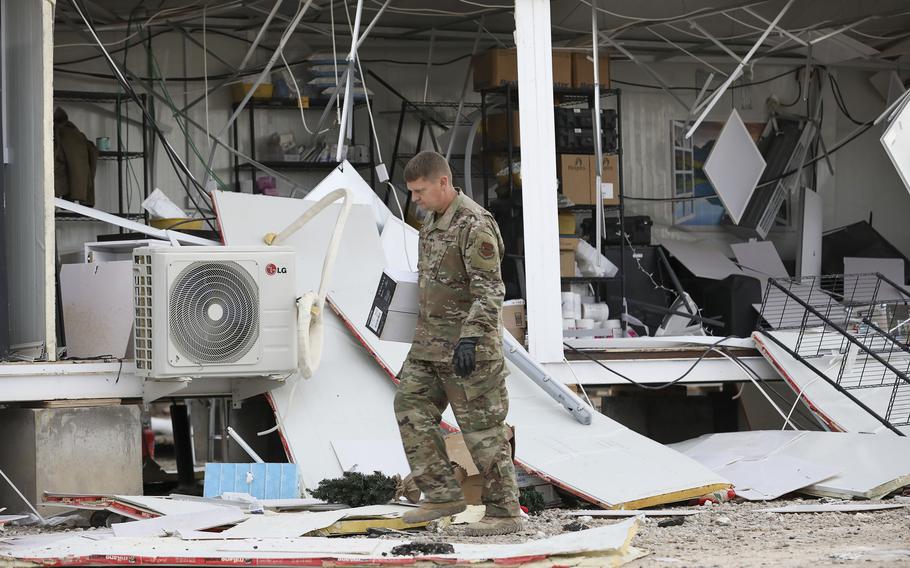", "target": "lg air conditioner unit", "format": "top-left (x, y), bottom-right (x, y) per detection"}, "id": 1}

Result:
top-left (132, 246), bottom-right (298, 379)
